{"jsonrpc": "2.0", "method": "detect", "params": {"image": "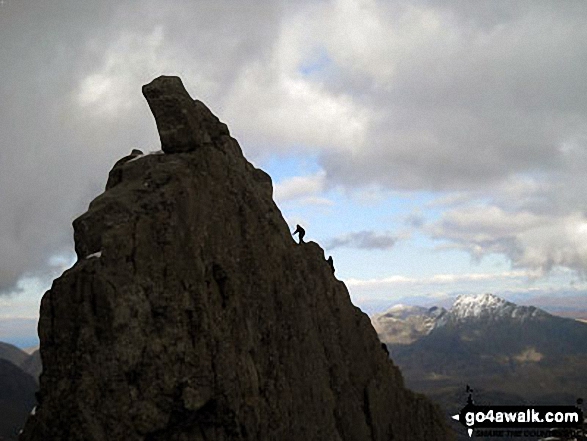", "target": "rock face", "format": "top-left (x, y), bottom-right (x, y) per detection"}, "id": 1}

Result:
top-left (142, 76), bottom-right (229, 154)
top-left (20, 76), bottom-right (453, 441)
